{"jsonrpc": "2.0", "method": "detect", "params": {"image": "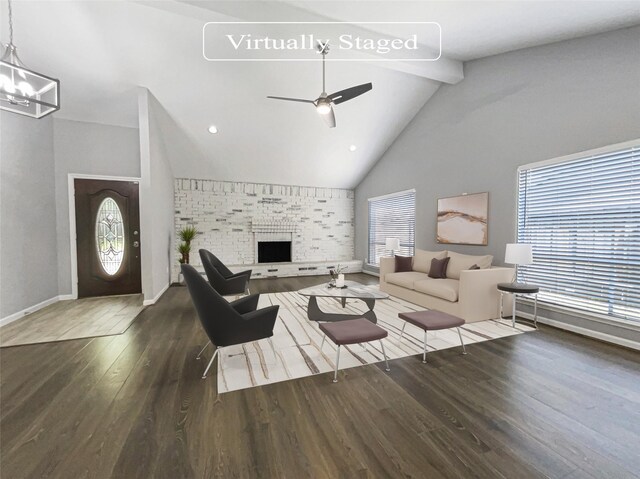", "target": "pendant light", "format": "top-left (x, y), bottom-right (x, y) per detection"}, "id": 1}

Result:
top-left (0, 0), bottom-right (60, 118)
